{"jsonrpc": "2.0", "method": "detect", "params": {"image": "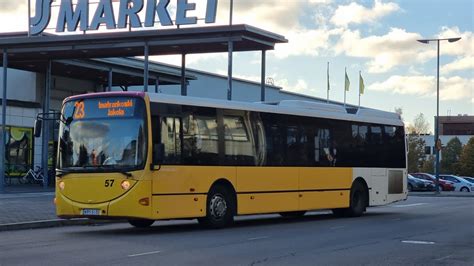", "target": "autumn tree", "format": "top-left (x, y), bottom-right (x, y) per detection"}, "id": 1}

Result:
top-left (407, 135), bottom-right (426, 173)
top-left (440, 137), bottom-right (463, 174)
top-left (457, 137), bottom-right (474, 176)
top-left (420, 156), bottom-right (435, 173)
top-left (394, 107), bottom-right (403, 120)
top-left (407, 113), bottom-right (431, 135)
